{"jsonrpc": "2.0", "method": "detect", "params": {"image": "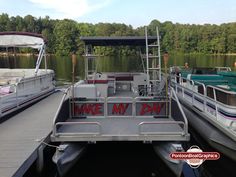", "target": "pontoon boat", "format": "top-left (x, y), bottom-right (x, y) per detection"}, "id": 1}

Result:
top-left (0, 32), bottom-right (55, 119)
top-left (170, 66), bottom-right (236, 161)
top-left (51, 28), bottom-right (190, 176)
